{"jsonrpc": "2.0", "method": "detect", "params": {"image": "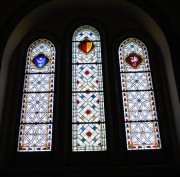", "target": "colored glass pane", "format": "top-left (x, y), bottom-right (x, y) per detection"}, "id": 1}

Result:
top-left (72, 41), bottom-right (102, 63)
top-left (18, 38), bottom-right (55, 152)
top-left (18, 124), bottom-right (52, 151)
top-left (33, 54), bottom-right (49, 68)
top-left (119, 37), bottom-right (161, 150)
top-left (125, 122), bottom-right (161, 150)
top-left (72, 25), bottom-right (107, 151)
top-left (23, 74), bottom-right (54, 92)
top-left (72, 123), bottom-right (106, 151)
top-left (120, 72), bottom-right (153, 91)
top-left (72, 64), bottom-right (103, 92)
top-left (72, 92), bottom-right (105, 123)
